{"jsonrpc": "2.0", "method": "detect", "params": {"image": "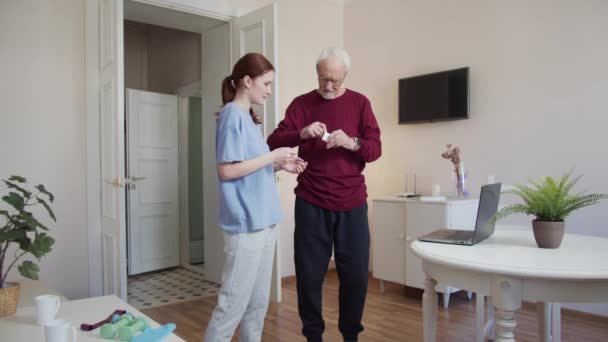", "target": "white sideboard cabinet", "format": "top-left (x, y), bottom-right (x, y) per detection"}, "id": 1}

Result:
top-left (371, 196), bottom-right (479, 308)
